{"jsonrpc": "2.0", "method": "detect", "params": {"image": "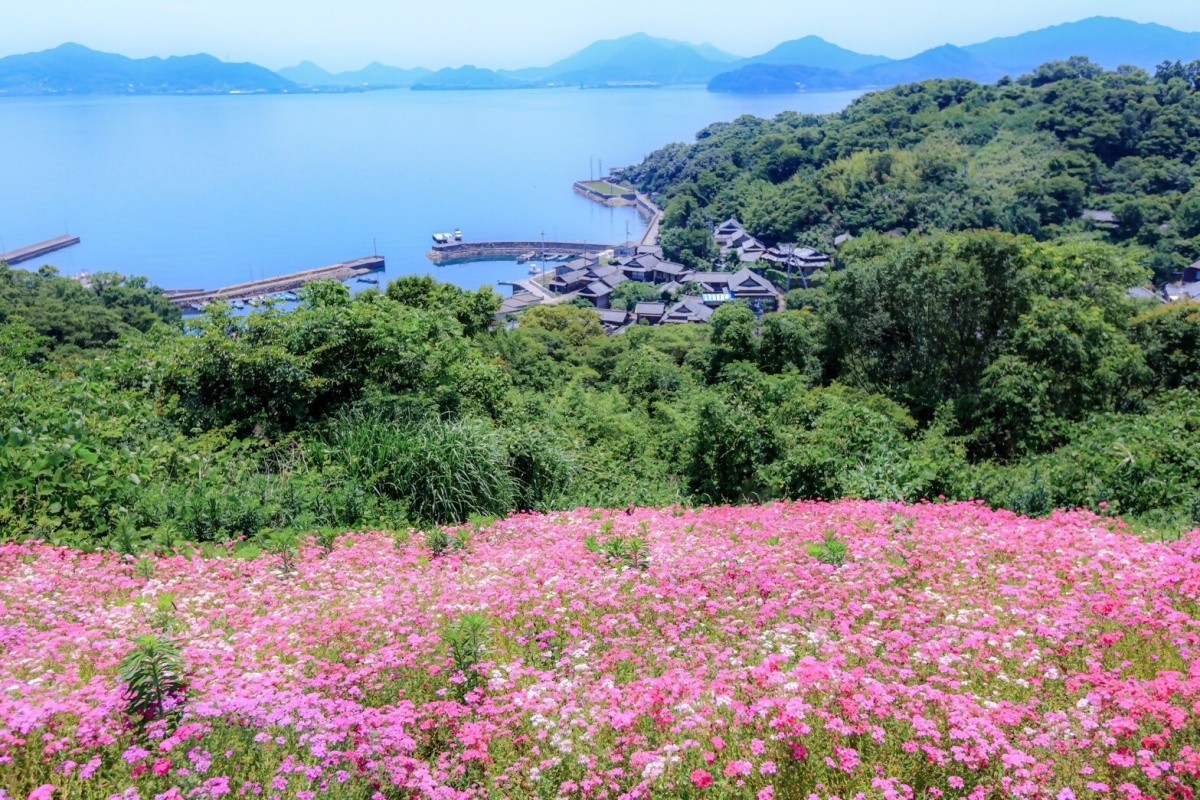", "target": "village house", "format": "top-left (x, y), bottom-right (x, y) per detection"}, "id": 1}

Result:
top-left (1165, 260), bottom-right (1200, 302)
top-left (661, 297), bottom-right (714, 324)
top-left (760, 245), bottom-right (832, 273)
top-left (498, 219), bottom-right (796, 333)
top-left (714, 218), bottom-right (769, 265)
top-left (634, 301), bottom-right (666, 325)
top-left (598, 308), bottom-right (631, 333)
top-left (715, 218), bottom-right (832, 274)
top-left (689, 268), bottom-right (785, 309)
